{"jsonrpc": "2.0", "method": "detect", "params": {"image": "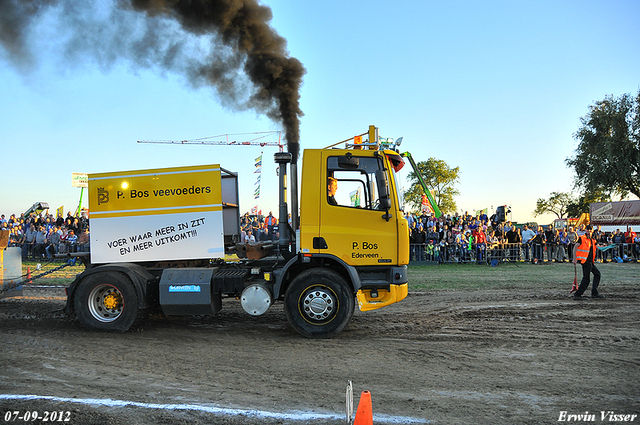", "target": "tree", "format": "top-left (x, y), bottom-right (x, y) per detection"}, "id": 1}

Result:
top-left (565, 189), bottom-right (610, 218)
top-left (566, 90), bottom-right (640, 199)
top-left (404, 157), bottom-right (460, 214)
top-left (533, 192), bottom-right (574, 219)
